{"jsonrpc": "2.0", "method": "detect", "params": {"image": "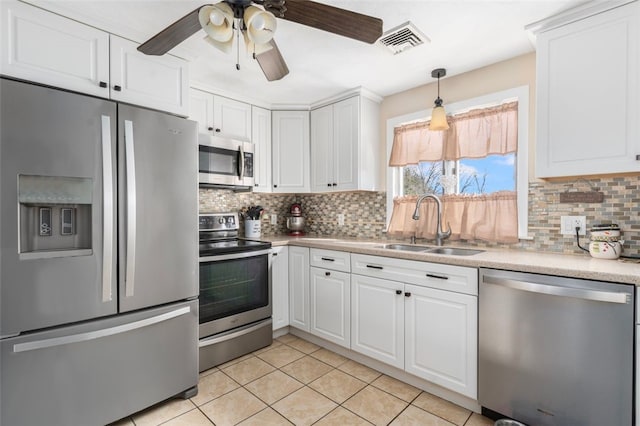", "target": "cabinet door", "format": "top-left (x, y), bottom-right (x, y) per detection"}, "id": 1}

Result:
top-left (535, 1), bottom-right (640, 177)
top-left (288, 246), bottom-right (310, 331)
top-left (272, 111), bottom-right (310, 193)
top-left (309, 267), bottom-right (350, 348)
top-left (310, 105), bottom-right (334, 191)
top-left (271, 247), bottom-right (289, 331)
top-left (252, 106), bottom-right (272, 193)
top-left (213, 96), bottom-right (251, 140)
top-left (333, 97), bottom-right (359, 191)
top-left (188, 88), bottom-right (214, 135)
top-left (110, 36), bottom-right (188, 116)
top-left (405, 284), bottom-right (477, 399)
top-left (0, 0), bottom-right (109, 97)
top-left (351, 274), bottom-right (404, 368)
